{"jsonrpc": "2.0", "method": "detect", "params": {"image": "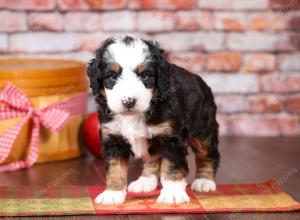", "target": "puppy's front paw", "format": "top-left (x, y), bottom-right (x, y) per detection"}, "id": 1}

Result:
top-left (157, 179), bottom-right (190, 204)
top-left (128, 175), bottom-right (158, 193)
top-left (94, 189), bottom-right (126, 205)
top-left (191, 178), bottom-right (216, 192)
